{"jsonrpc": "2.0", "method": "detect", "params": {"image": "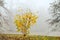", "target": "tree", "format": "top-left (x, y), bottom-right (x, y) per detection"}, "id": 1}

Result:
top-left (14, 9), bottom-right (38, 36)
top-left (0, 0), bottom-right (12, 32)
top-left (47, 0), bottom-right (60, 31)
